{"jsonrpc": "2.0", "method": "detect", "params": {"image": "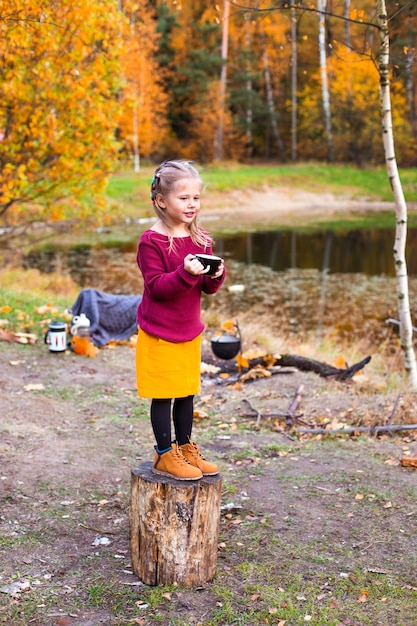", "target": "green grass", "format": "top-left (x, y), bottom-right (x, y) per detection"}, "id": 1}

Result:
top-left (106, 162), bottom-right (417, 217)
